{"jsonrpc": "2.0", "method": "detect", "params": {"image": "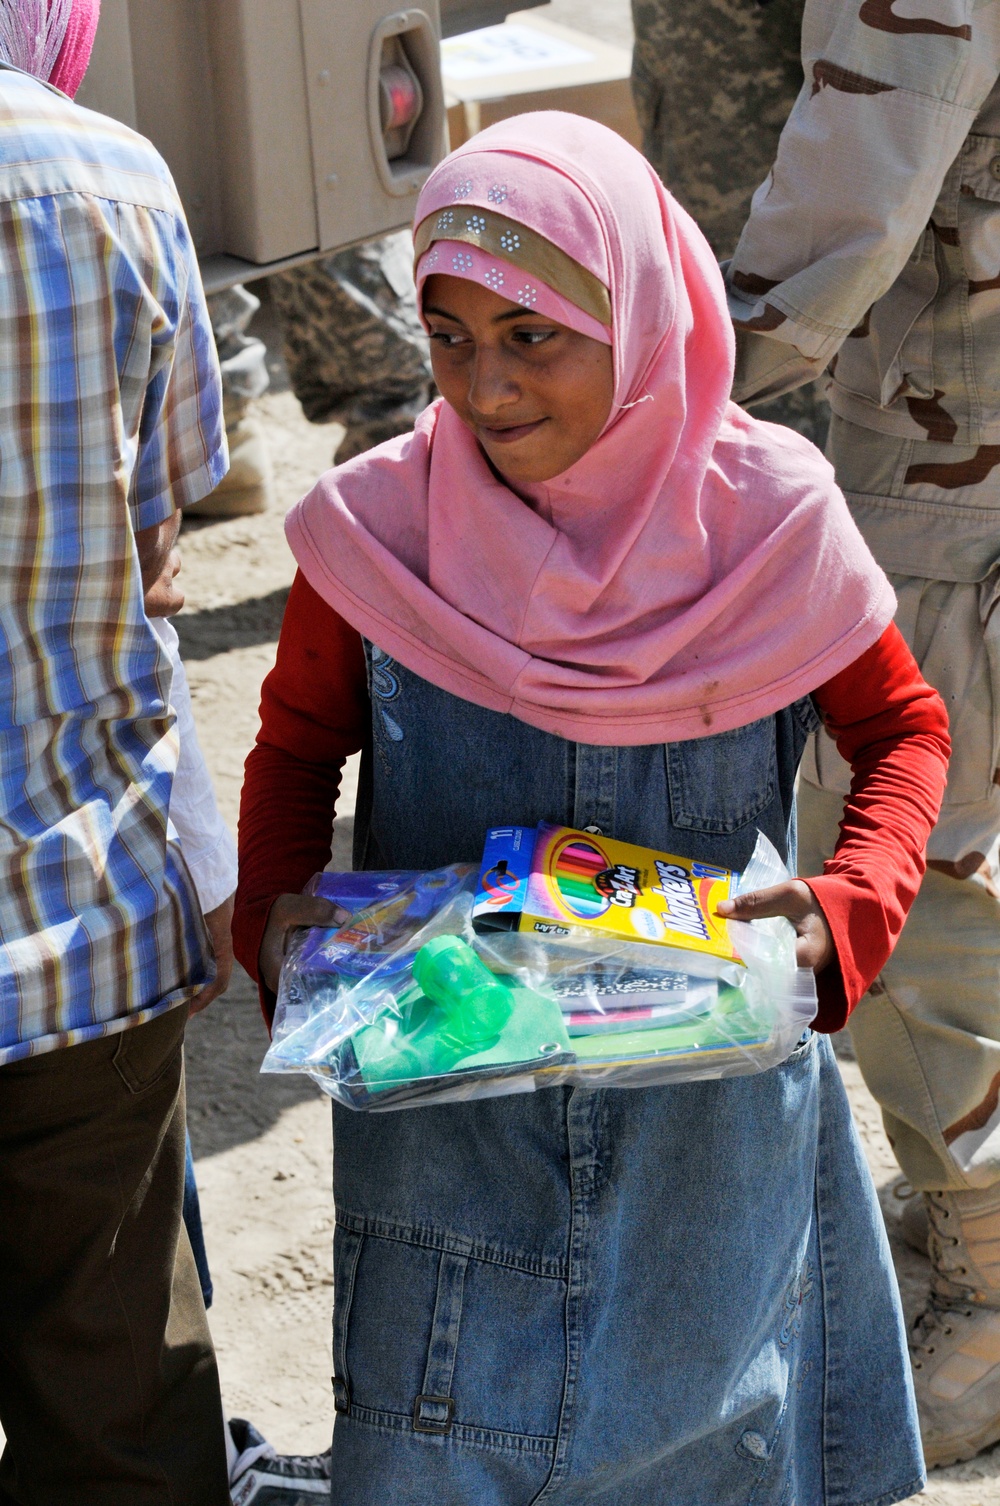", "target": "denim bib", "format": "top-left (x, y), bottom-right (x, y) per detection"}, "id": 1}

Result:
top-left (328, 647), bottom-right (923, 1506)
